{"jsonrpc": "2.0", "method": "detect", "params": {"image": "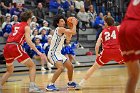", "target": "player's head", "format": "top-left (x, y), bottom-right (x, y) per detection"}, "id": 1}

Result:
top-left (53, 15), bottom-right (66, 28)
top-left (35, 38), bottom-right (40, 45)
top-left (20, 10), bottom-right (32, 24)
top-left (104, 15), bottom-right (114, 27)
